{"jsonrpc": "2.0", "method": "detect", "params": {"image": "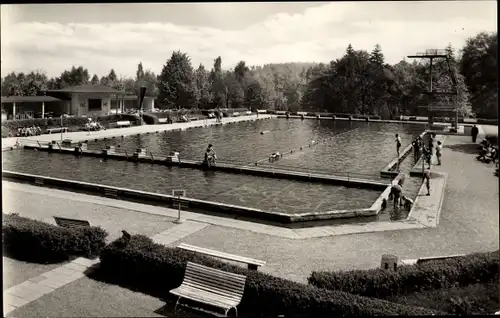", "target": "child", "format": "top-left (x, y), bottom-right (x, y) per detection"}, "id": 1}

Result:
top-left (395, 134), bottom-right (402, 156)
top-left (423, 170), bottom-right (431, 196)
top-left (436, 141), bottom-right (443, 165)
